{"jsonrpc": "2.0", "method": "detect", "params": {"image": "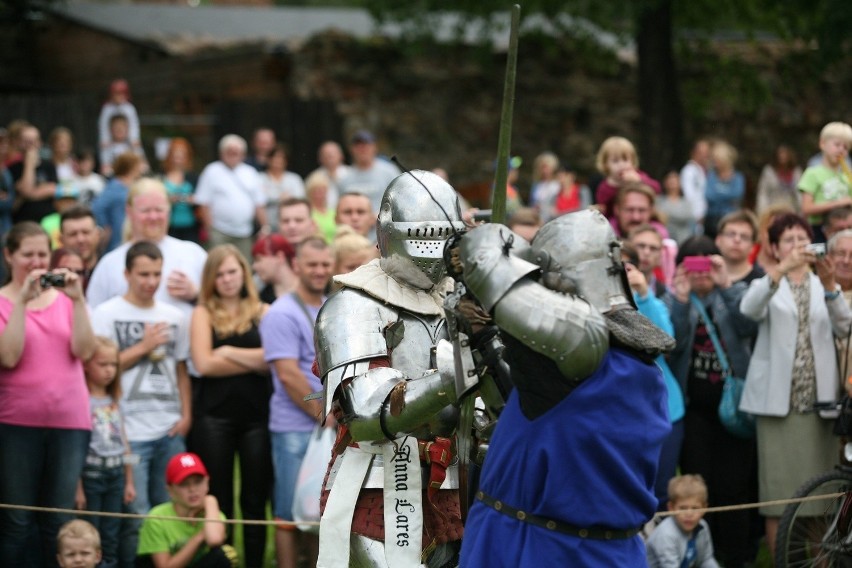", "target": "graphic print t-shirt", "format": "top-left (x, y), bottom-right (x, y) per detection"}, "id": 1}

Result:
top-left (688, 303), bottom-right (725, 411)
top-left (88, 395), bottom-right (126, 459)
top-left (91, 296), bottom-right (189, 442)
